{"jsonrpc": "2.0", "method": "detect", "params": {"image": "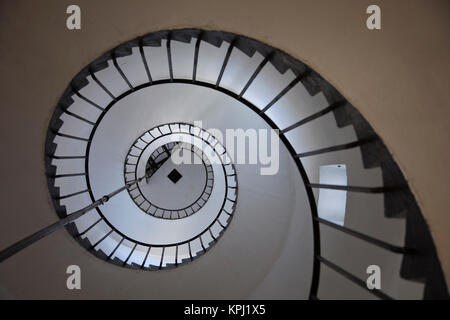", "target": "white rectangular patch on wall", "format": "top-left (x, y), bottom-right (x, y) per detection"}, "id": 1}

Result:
top-left (317, 164), bottom-right (347, 226)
